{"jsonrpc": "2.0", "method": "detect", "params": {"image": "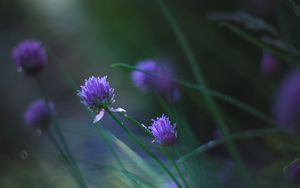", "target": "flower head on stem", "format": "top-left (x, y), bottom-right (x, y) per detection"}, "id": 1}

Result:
top-left (12, 40), bottom-right (47, 76)
top-left (149, 114), bottom-right (177, 146)
top-left (78, 76), bottom-right (125, 123)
